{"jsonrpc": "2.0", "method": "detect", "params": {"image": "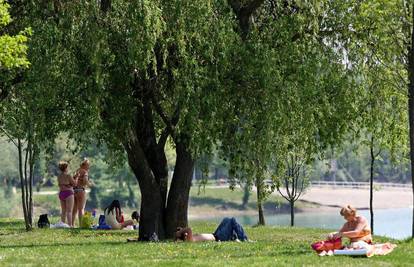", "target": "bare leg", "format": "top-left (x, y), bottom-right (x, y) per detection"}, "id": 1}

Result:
top-left (72, 193), bottom-right (78, 227)
top-left (121, 220), bottom-right (134, 228)
top-left (77, 191), bottom-right (86, 226)
top-left (60, 199), bottom-right (66, 223)
top-left (66, 195), bottom-right (74, 227)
